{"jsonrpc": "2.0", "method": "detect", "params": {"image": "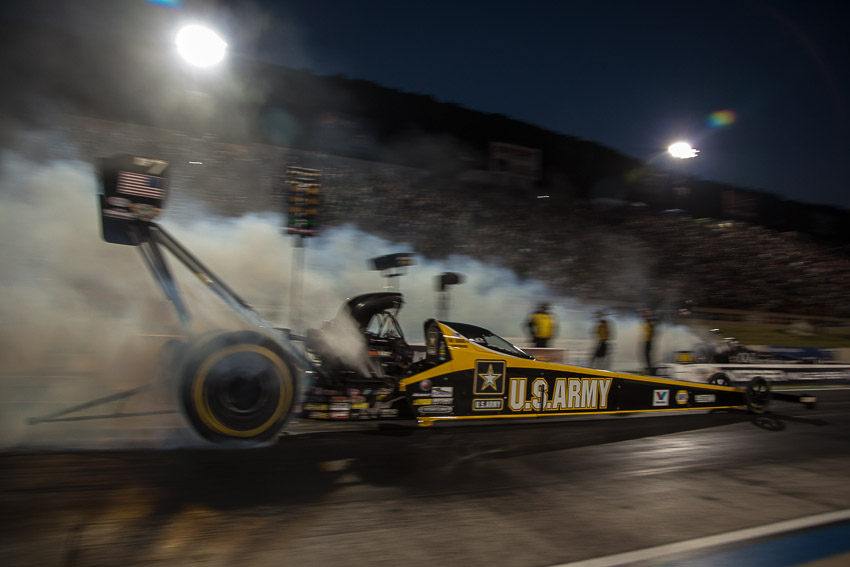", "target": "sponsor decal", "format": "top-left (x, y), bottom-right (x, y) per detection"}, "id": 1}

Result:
top-left (411, 393), bottom-right (431, 398)
top-left (695, 394), bottom-right (716, 404)
top-left (308, 412), bottom-right (329, 419)
top-left (329, 396), bottom-right (348, 403)
top-left (303, 403), bottom-right (328, 411)
top-left (475, 360), bottom-right (506, 395)
top-left (676, 390), bottom-right (689, 405)
top-left (432, 386), bottom-right (453, 398)
top-left (432, 397), bottom-right (453, 405)
top-left (508, 377), bottom-right (612, 411)
top-left (132, 156), bottom-right (168, 172)
top-left (675, 352), bottom-right (695, 363)
top-left (351, 403), bottom-right (369, 410)
top-left (379, 409), bottom-right (399, 417)
top-left (418, 405), bottom-right (453, 415)
top-left (347, 389), bottom-right (361, 397)
top-left (107, 196), bottom-right (133, 207)
top-left (330, 411), bottom-right (350, 419)
top-left (129, 203), bottom-right (162, 221)
top-left (329, 402), bottom-right (350, 412)
top-left (103, 208), bottom-right (135, 220)
top-left (374, 396), bottom-right (403, 409)
top-left (728, 369), bottom-right (785, 381)
top-left (473, 399), bottom-right (503, 411)
top-left (349, 395), bottom-right (366, 403)
top-left (784, 370), bottom-right (849, 381)
top-left (653, 390), bottom-right (670, 407)
top-left (413, 398), bottom-right (432, 406)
